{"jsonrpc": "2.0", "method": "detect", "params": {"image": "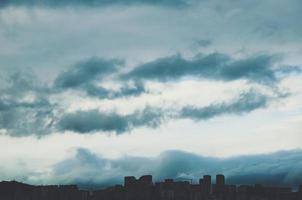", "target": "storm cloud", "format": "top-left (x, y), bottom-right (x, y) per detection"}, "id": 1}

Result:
top-left (54, 58), bottom-right (123, 89)
top-left (57, 90), bottom-right (272, 134)
top-left (47, 148), bottom-right (302, 187)
top-left (0, 52), bottom-right (295, 136)
top-left (57, 107), bottom-right (163, 134)
top-left (123, 53), bottom-right (290, 85)
top-left (0, 64), bottom-right (278, 136)
top-left (180, 90), bottom-right (269, 121)
top-left (53, 53), bottom-right (299, 101)
top-left (0, 71), bottom-right (56, 137)
top-left (0, 70), bottom-right (277, 136)
top-left (53, 57), bottom-right (147, 99)
top-left (83, 80), bottom-right (147, 99)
